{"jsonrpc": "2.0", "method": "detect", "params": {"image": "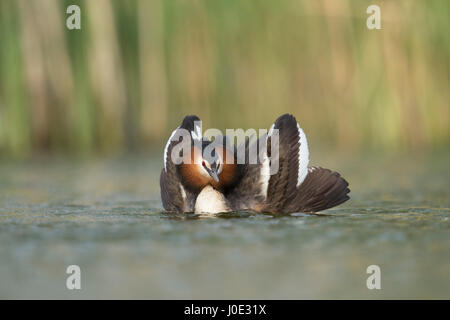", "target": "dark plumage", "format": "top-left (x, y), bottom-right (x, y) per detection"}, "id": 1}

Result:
top-left (160, 114), bottom-right (350, 214)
